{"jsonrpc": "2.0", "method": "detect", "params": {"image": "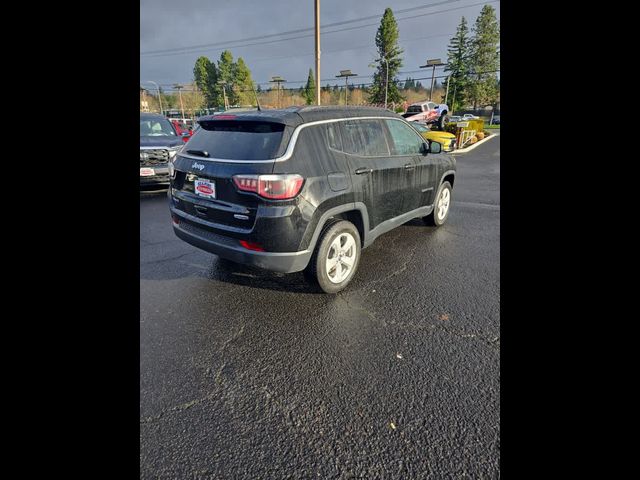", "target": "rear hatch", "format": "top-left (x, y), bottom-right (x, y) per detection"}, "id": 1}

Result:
top-left (171, 118), bottom-right (293, 231)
